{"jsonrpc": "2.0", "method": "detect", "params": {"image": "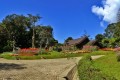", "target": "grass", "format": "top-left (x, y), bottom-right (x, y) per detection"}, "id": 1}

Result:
top-left (77, 53), bottom-right (117, 80)
top-left (92, 52), bottom-right (120, 80)
top-left (0, 50), bottom-right (116, 60)
top-left (0, 51), bottom-right (84, 60)
top-left (90, 50), bottom-right (115, 55)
